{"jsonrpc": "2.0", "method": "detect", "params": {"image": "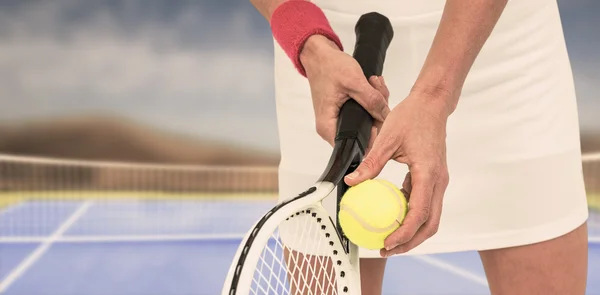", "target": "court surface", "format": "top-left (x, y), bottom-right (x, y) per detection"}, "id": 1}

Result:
top-left (1, 198), bottom-right (599, 295)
